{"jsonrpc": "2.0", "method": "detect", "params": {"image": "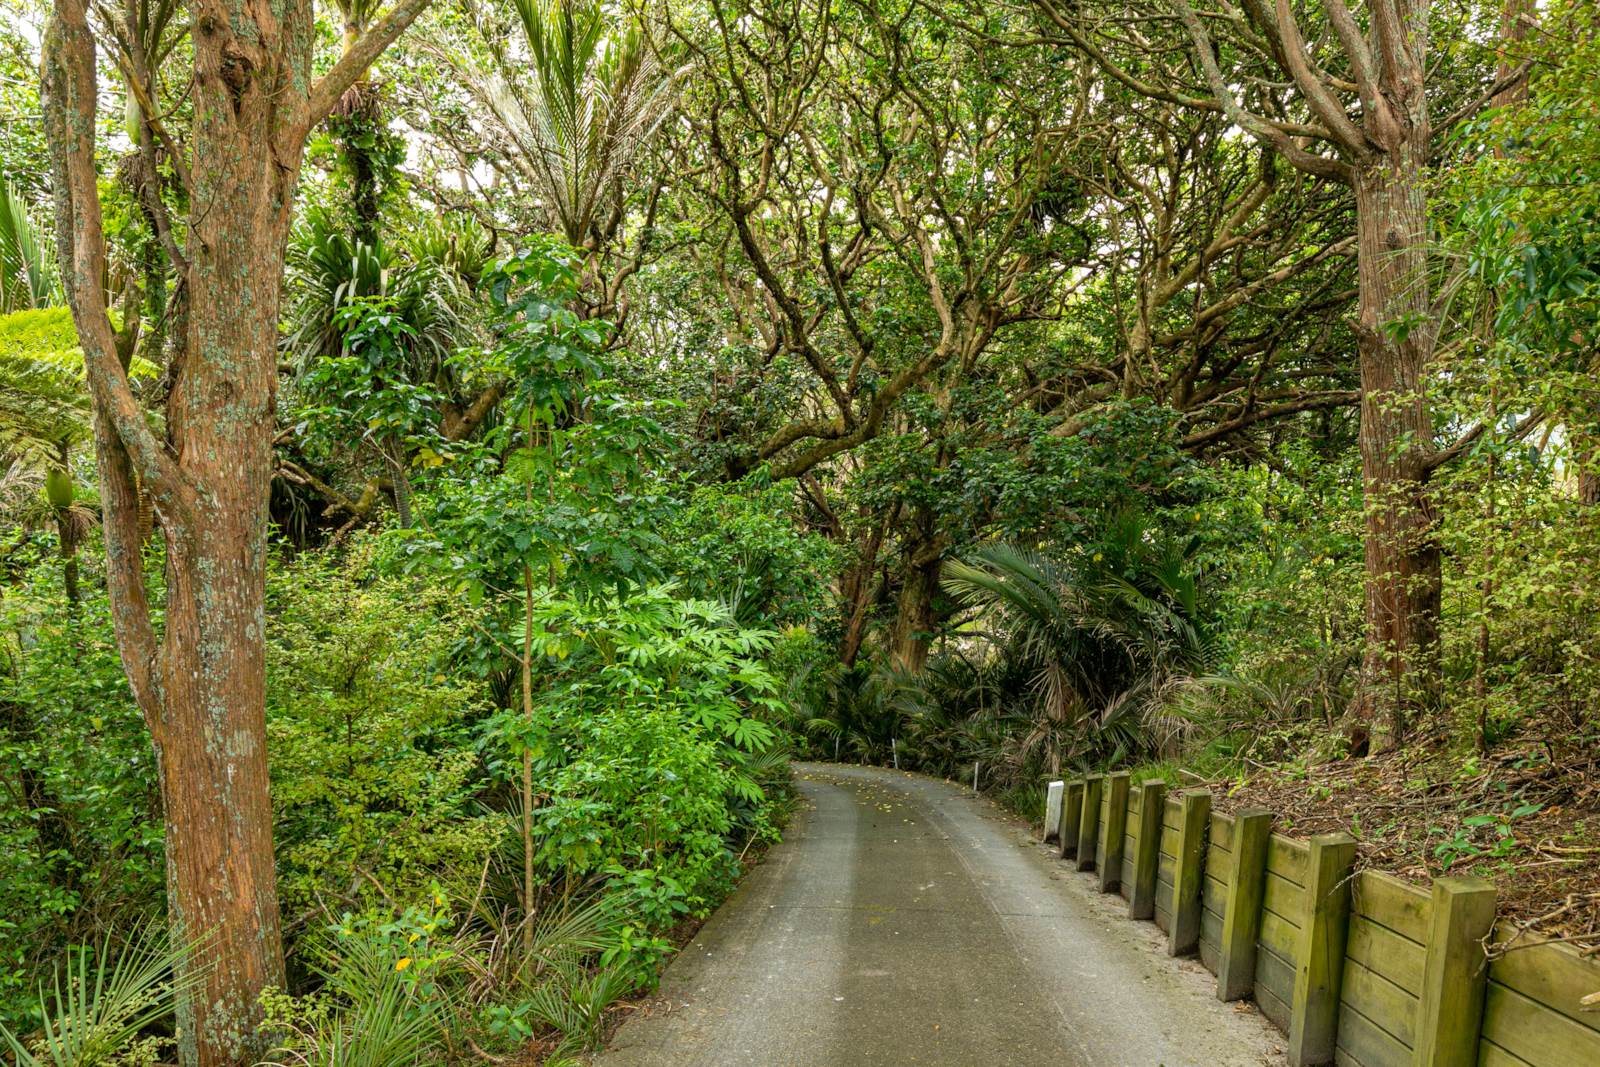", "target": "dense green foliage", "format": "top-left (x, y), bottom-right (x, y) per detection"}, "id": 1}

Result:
top-left (3, 0), bottom-right (1600, 1060)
